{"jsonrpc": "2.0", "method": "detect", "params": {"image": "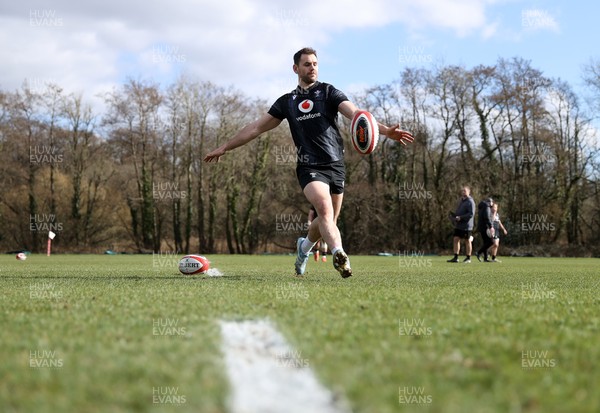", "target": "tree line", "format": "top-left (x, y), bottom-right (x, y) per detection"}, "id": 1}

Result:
top-left (1, 57), bottom-right (599, 256)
